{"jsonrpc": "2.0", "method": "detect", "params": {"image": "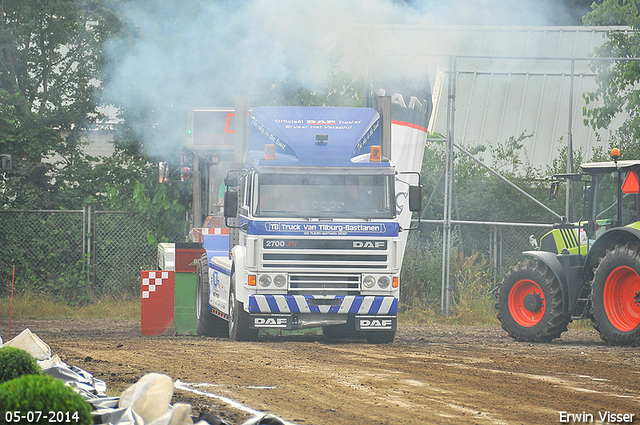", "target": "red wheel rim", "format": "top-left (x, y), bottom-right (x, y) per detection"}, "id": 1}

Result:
top-left (508, 279), bottom-right (546, 327)
top-left (603, 266), bottom-right (640, 332)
